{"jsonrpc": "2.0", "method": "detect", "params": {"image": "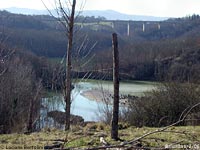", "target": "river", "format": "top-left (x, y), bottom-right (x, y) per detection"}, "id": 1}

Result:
top-left (40, 80), bottom-right (157, 125)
